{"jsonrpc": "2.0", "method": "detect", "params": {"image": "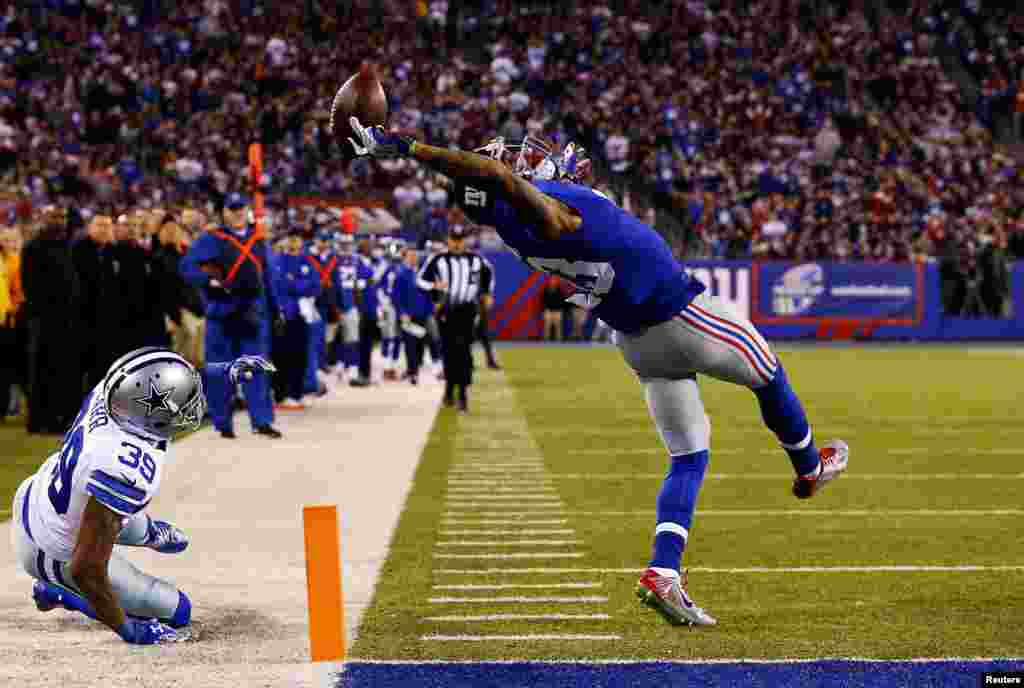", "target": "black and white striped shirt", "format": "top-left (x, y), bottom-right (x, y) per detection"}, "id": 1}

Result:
top-left (418, 251), bottom-right (493, 307)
